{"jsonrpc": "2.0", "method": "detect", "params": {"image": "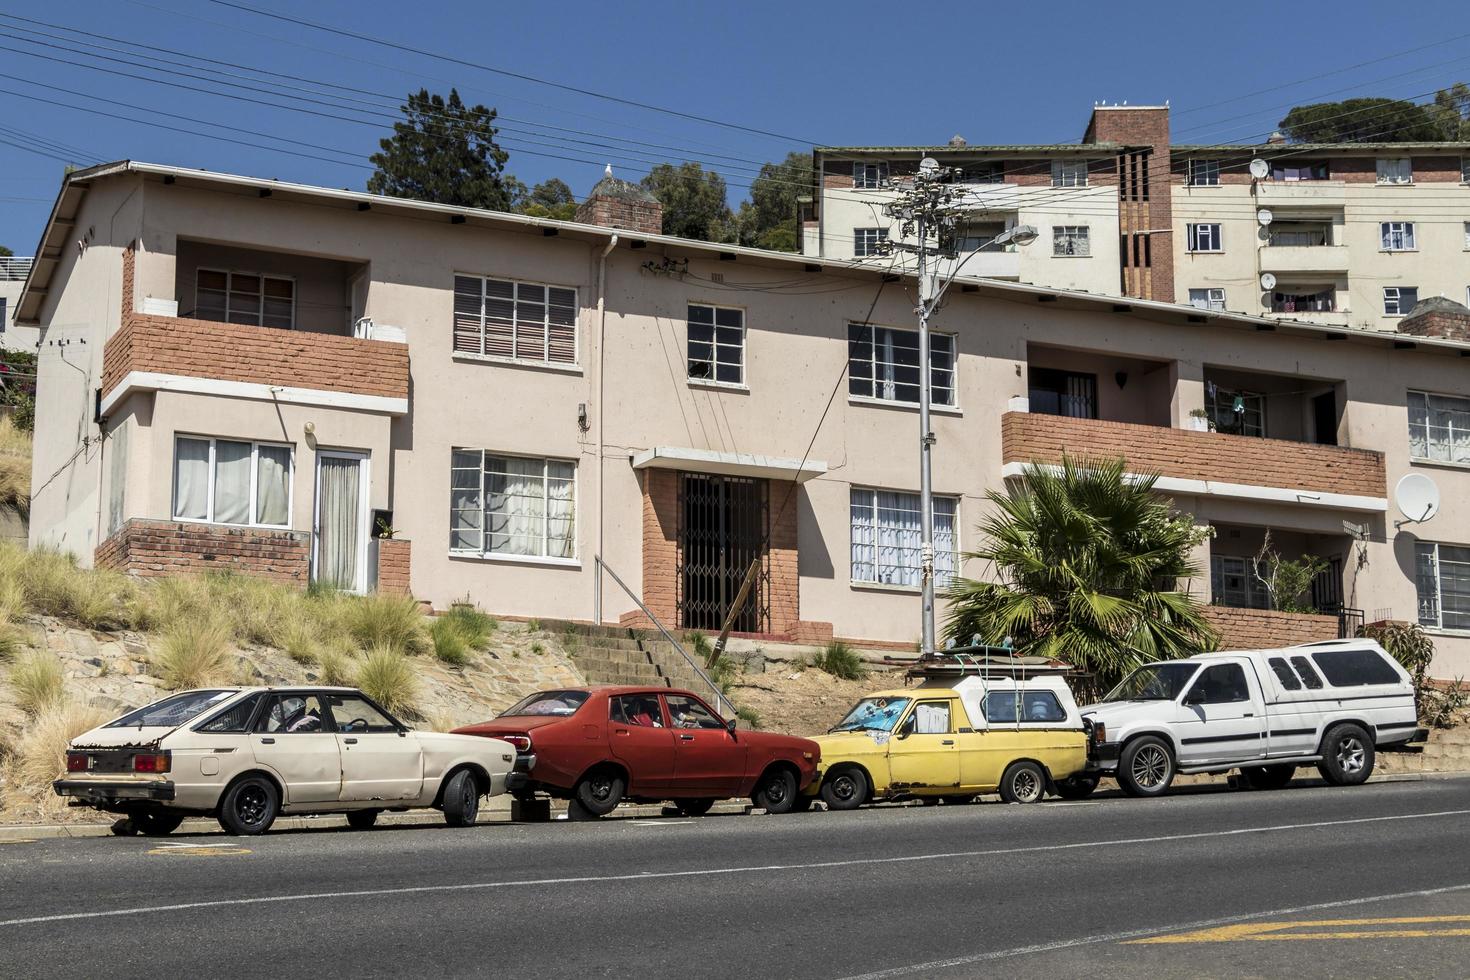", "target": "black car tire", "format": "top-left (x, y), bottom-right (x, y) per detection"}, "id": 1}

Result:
top-left (1117, 736), bottom-right (1176, 798)
top-left (1240, 764), bottom-right (1296, 791)
top-left (753, 769), bottom-right (798, 814)
top-left (820, 767), bottom-right (868, 811)
top-left (998, 761), bottom-right (1047, 804)
top-left (1317, 724), bottom-right (1375, 786)
top-left (218, 775), bottom-right (279, 836)
top-left (441, 770), bottom-right (481, 827)
top-left (1053, 775), bottom-right (1101, 800)
top-left (130, 809), bottom-right (186, 836)
top-left (941, 795), bottom-right (975, 806)
top-left (346, 809), bottom-right (380, 830)
top-left (574, 769), bottom-right (625, 817)
top-left (674, 798), bottom-right (716, 817)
